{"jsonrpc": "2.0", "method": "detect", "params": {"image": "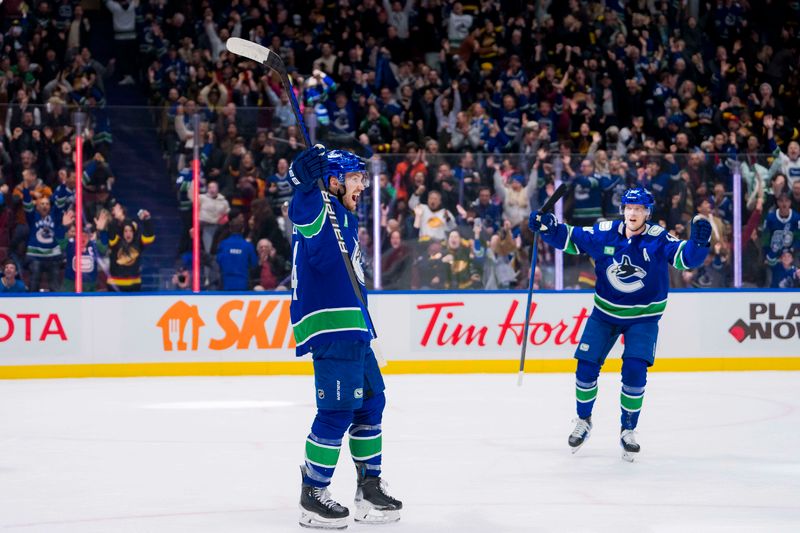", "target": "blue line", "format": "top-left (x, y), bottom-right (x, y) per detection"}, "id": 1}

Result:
top-left (2, 288), bottom-right (798, 298)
